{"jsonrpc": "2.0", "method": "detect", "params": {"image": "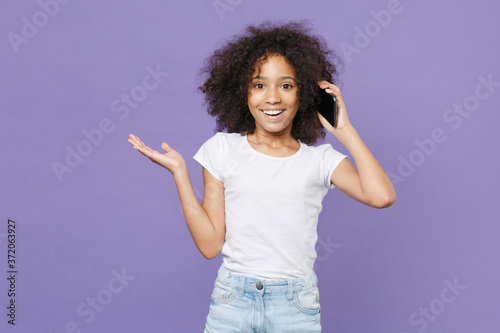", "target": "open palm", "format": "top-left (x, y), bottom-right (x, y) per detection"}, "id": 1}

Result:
top-left (128, 134), bottom-right (185, 175)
